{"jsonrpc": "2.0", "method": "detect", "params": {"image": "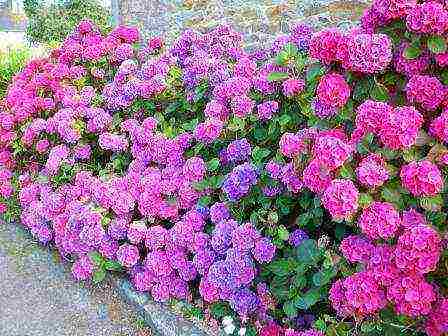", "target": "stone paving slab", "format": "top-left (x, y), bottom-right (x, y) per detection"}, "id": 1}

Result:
top-left (0, 221), bottom-right (151, 336)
